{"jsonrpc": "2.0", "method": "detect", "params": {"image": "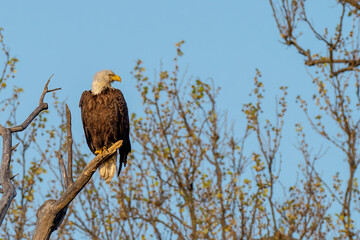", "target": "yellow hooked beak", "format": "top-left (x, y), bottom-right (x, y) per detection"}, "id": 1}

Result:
top-left (111, 74), bottom-right (121, 82)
